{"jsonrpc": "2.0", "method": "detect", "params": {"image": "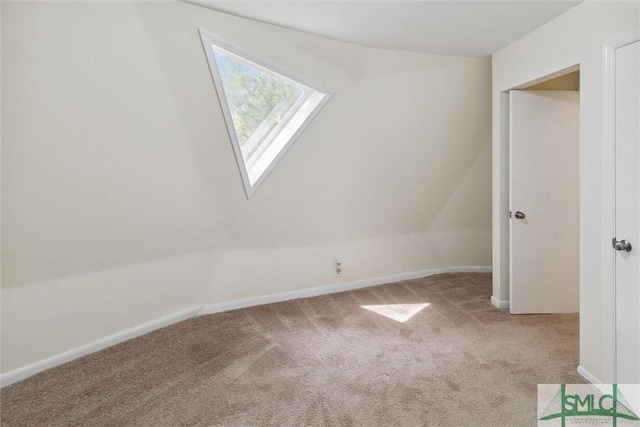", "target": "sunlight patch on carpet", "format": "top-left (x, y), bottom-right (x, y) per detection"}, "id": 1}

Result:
top-left (360, 303), bottom-right (430, 323)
